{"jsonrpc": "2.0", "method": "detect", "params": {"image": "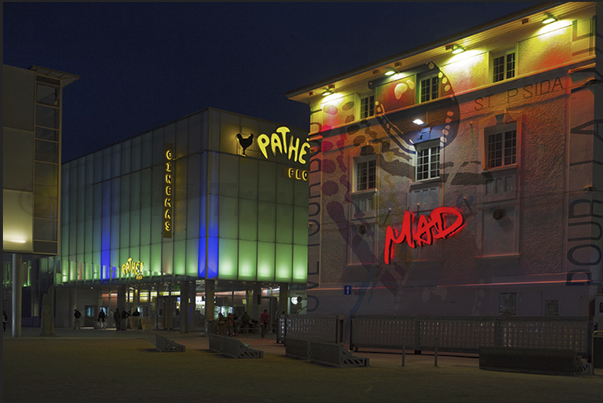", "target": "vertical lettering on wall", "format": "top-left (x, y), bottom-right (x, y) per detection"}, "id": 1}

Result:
top-left (164, 144), bottom-right (174, 238)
